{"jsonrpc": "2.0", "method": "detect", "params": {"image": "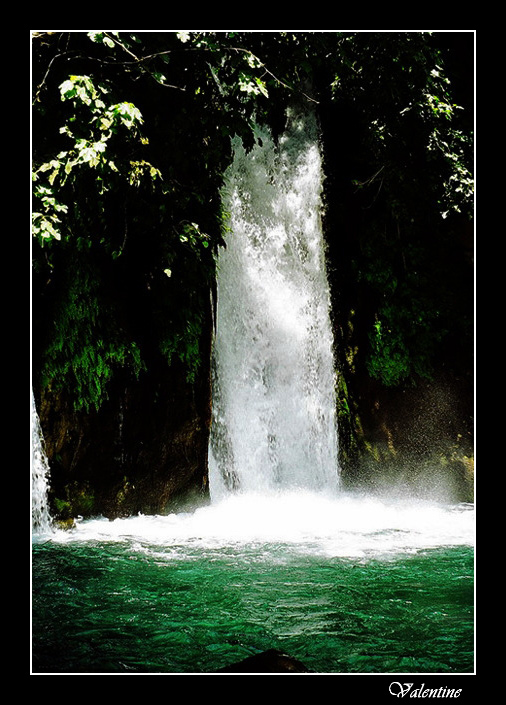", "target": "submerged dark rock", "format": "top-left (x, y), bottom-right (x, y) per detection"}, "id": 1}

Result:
top-left (216, 649), bottom-right (311, 674)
